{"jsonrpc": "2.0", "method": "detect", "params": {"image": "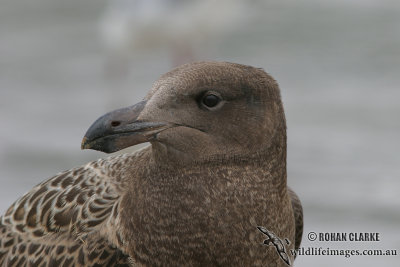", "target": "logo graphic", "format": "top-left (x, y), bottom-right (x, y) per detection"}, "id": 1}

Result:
top-left (257, 226), bottom-right (291, 266)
